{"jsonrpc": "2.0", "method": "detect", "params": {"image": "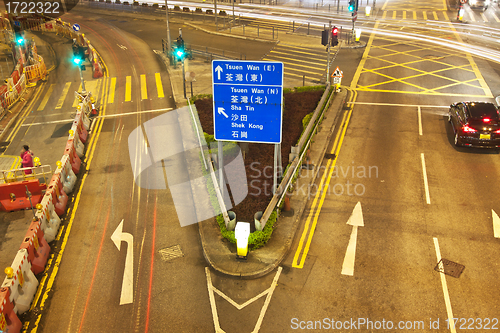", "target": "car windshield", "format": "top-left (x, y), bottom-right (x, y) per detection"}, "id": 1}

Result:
top-left (467, 103), bottom-right (499, 121)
